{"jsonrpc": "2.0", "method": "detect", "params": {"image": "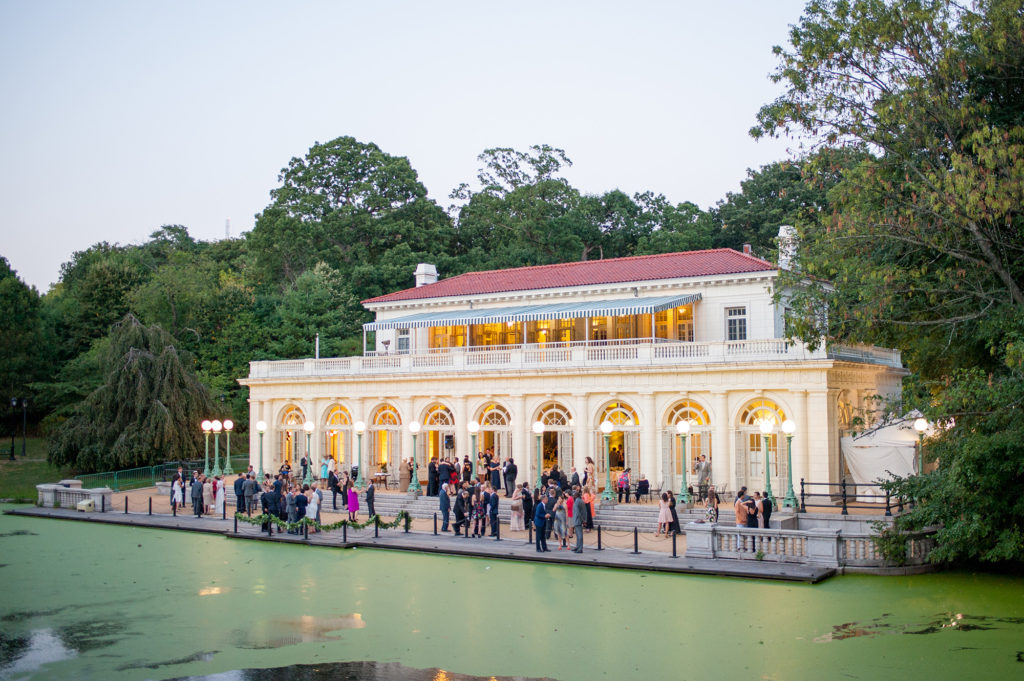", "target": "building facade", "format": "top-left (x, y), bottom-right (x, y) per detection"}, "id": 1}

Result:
top-left (240, 245), bottom-right (906, 497)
